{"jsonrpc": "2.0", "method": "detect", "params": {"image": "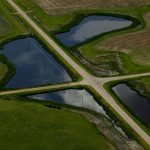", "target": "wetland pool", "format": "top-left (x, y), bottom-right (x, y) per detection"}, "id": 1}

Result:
top-left (0, 38), bottom-right (71, 88)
